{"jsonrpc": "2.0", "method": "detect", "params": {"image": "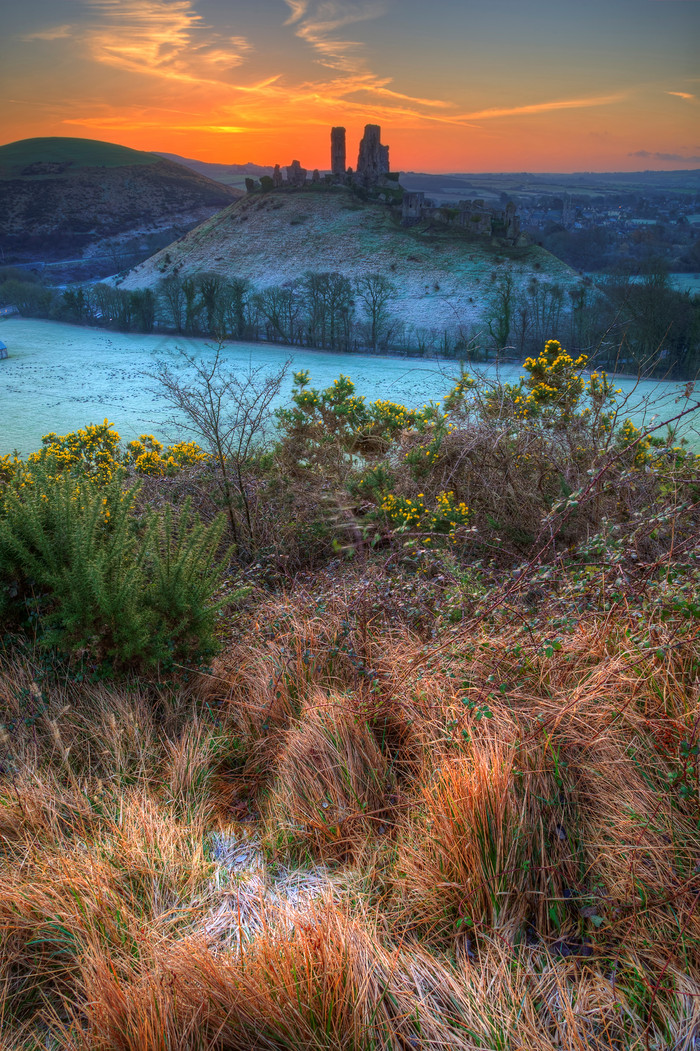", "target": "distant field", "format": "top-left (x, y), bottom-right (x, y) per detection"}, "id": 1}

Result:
top-left (401, 169), bottom-right (700, 202)
top-left (672, 273), bottom-right (700, 294)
